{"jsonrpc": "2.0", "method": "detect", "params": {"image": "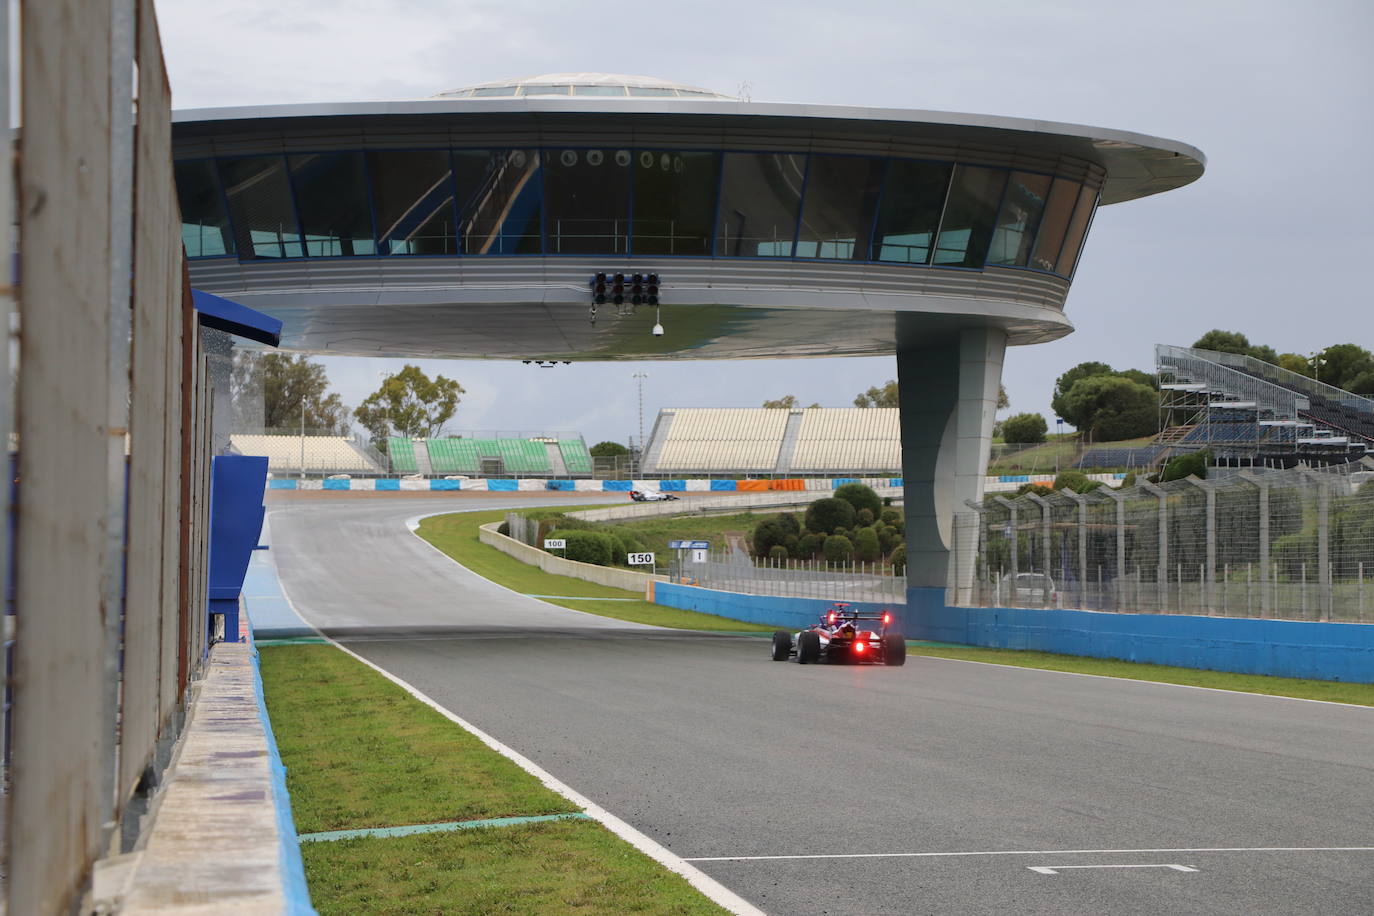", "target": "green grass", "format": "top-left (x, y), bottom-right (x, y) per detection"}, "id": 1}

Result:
top-left (302, 821), bottom-right (725, 915)
top-left (609, 511), bottom-right (761, 559)
top-left (261, 644), bottom-right (726, 915)
top-left (260, 645), bottom-right (576, 833)
top-left (913, 644), bottom-right (1374, 706)
top-left (987, 435), bottom-right (1154, 475)
top-left (415, 509), bottom-right (779, 632)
